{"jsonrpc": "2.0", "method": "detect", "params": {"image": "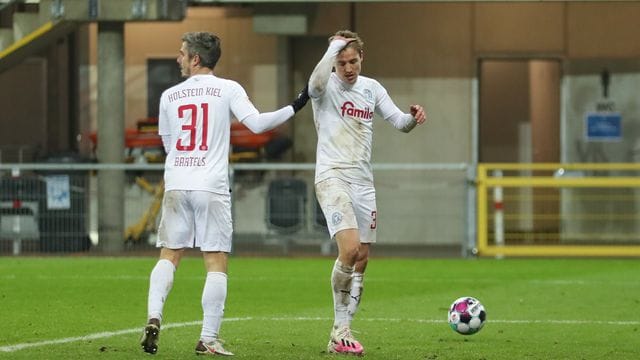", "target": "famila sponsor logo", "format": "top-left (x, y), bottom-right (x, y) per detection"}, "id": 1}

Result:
top-left (340, 101), bottom-right (374, 121)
